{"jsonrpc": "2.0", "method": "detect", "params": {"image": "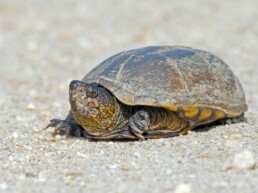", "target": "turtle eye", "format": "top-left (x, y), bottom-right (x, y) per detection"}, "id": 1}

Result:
top-left (86, 85), bottom-right (98, 98)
